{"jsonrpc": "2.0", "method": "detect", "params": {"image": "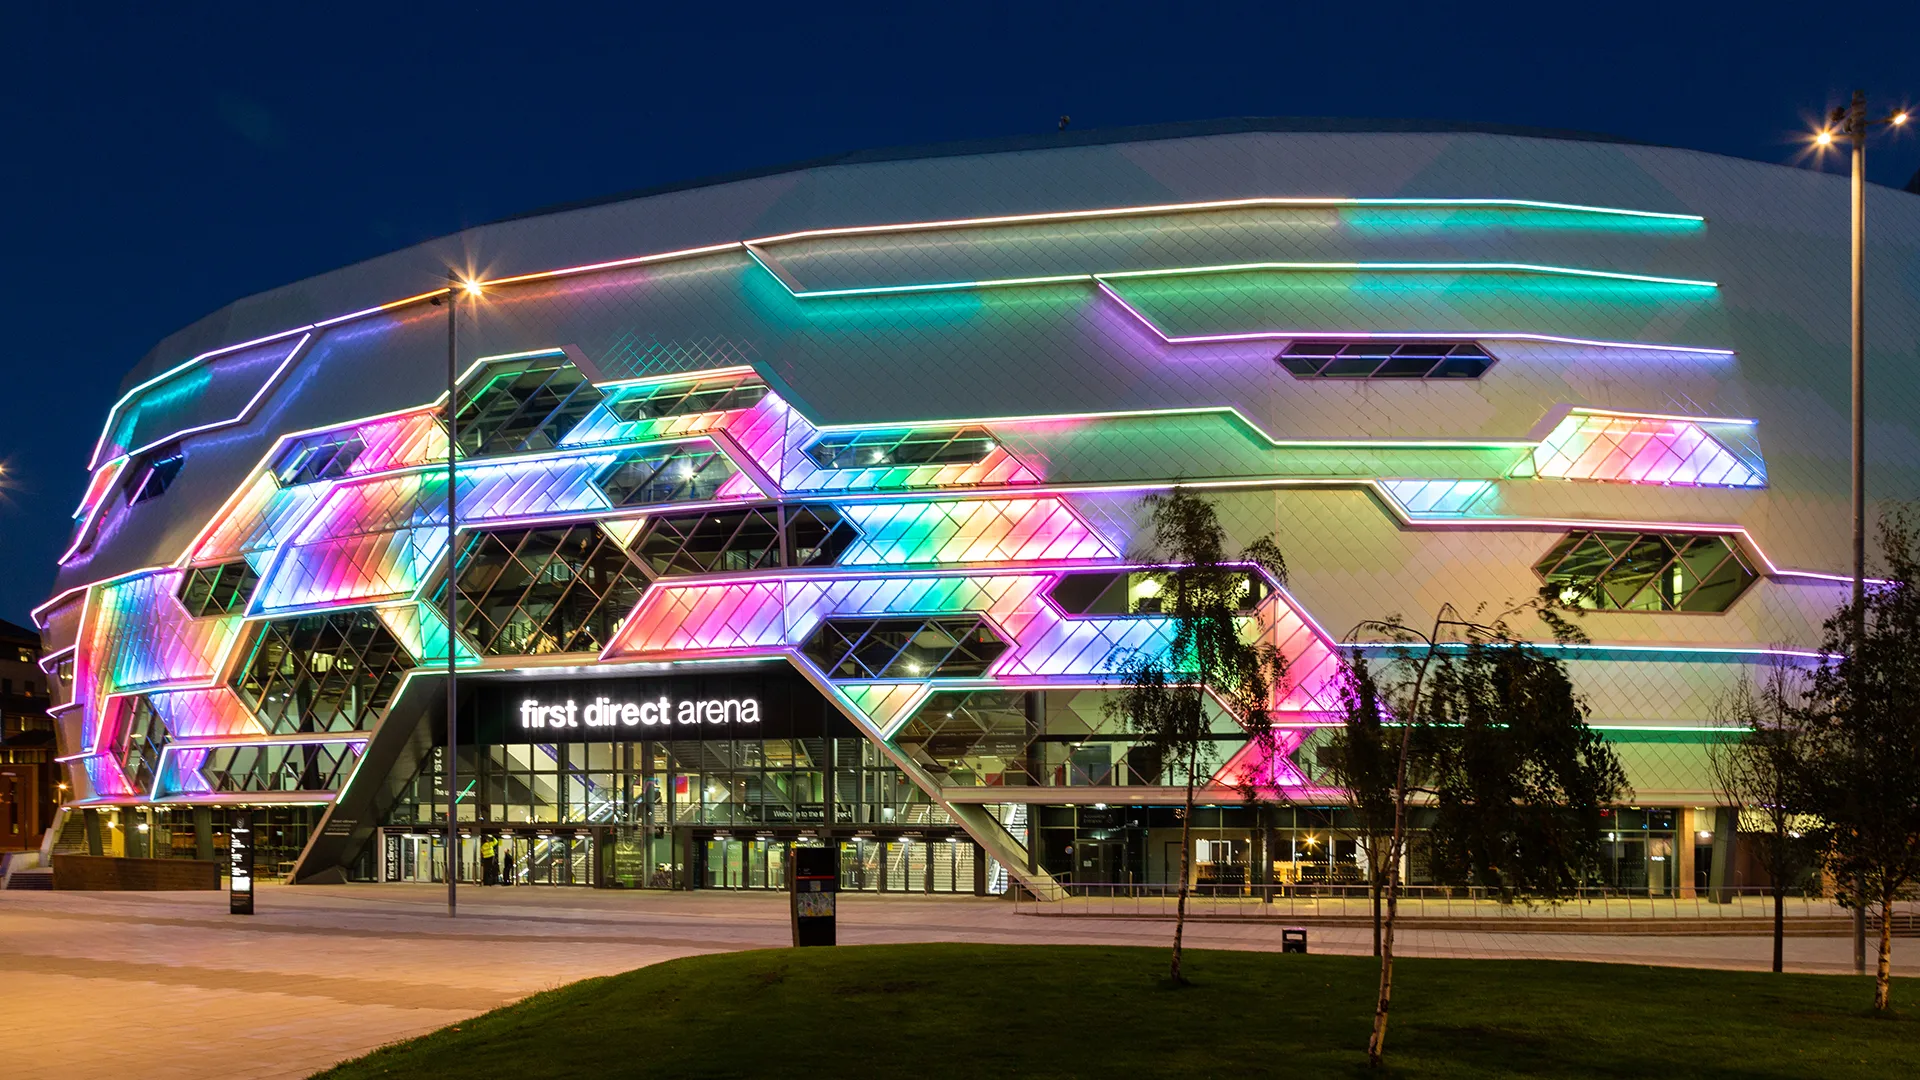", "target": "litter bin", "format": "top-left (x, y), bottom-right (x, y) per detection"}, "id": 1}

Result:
top-left (1281, 927), bottom-right (1307, 954)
